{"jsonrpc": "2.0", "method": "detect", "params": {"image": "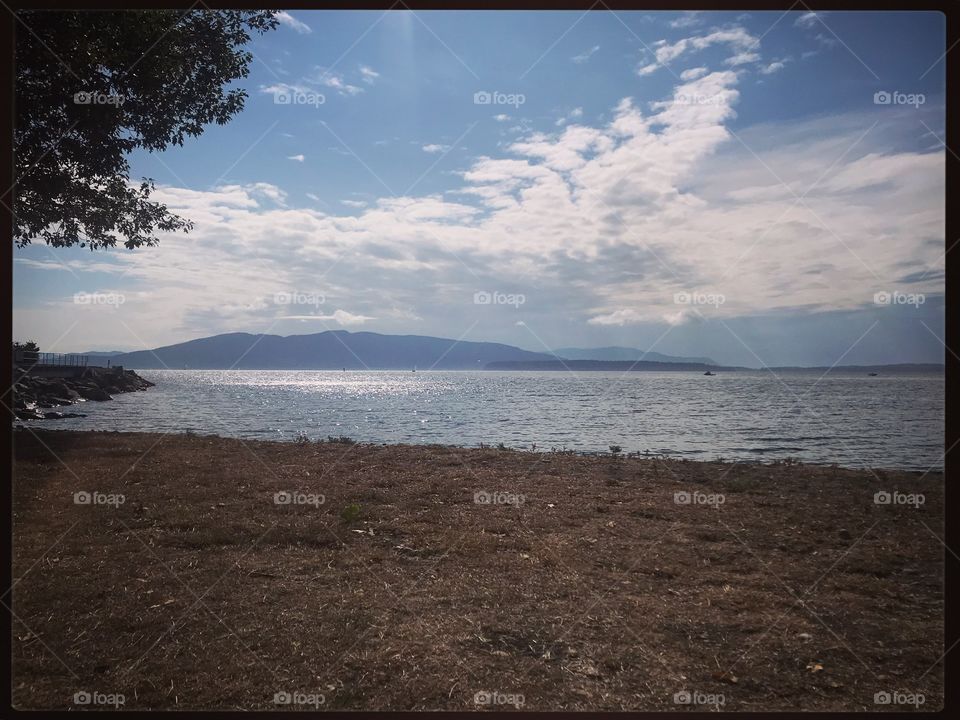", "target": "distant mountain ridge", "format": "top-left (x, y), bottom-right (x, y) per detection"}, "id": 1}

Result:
top-left (110, 331), bottom-right (559, 370)
top-left (488, 360), bottom-right (944, 373)
top-left (100, 331), bottom-right (944, 372)
top-left (553, 346), bottom-right (717, 365)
